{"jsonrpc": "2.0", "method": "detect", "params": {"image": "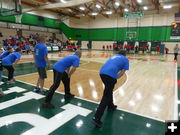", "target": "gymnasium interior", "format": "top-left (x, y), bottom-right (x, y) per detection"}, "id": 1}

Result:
top-left (0, 0), bottom-right (180, 135)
